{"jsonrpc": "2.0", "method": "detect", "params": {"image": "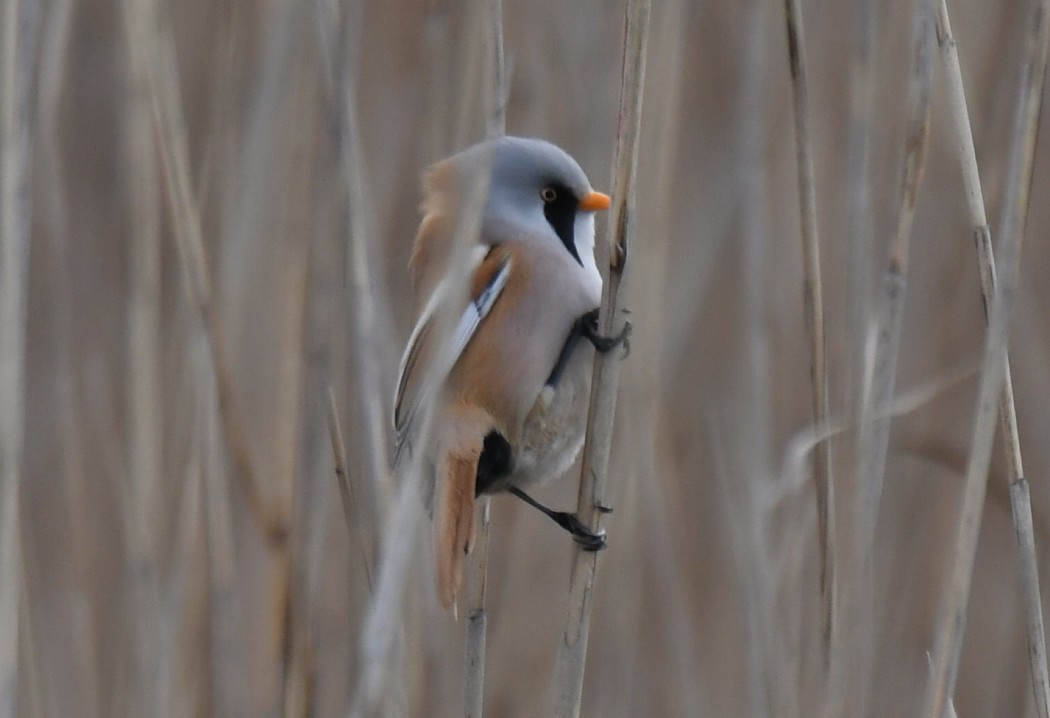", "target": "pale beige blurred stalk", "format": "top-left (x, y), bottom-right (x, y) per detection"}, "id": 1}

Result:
top-left (830, 0), bottom-right (878, 712)
top-left (553, 0), bottom-right (650, 714)
top-left (118, 0), bottom-right (165, 714)
top-left (336, 0), bottom-right (395, 533)
top-left (37, 1), bottom-right (103, 715)
top-left (781, 0), bottom-right (833, 670)
top-left (935, 2), bottom-right (1050, 712)
top-left (275, 36), bottom-right (327, 717)
top-left (736, 3), bottom-right (788, 713)
top-left (924, 0), bottom-right (1050, 714)
top-left (462, 0), bottom-right (505, 713)
top-left (199, 357), bottom-right (244, 716)
top-left (853, 1), bottom-right (934, 711)
top-left (327, 388), bottom-right (373, 588)
top-left (0, 0), bottom-right (39, 714)
top-left (860, 0), bottom-right (934, 559)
